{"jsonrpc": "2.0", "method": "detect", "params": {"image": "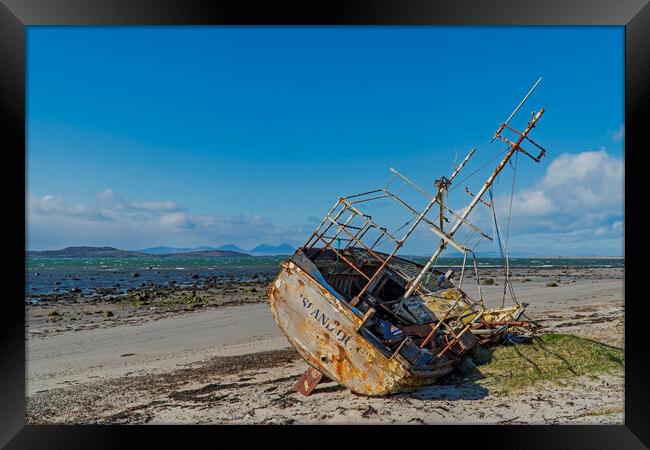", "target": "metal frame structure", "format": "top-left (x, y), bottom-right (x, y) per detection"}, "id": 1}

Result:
top-left (303, 77), bottom-right (548, 319)
top-left (302, 148), bottom-right (482, 307)
top-left (400, 78), bottom-right (547, 300)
